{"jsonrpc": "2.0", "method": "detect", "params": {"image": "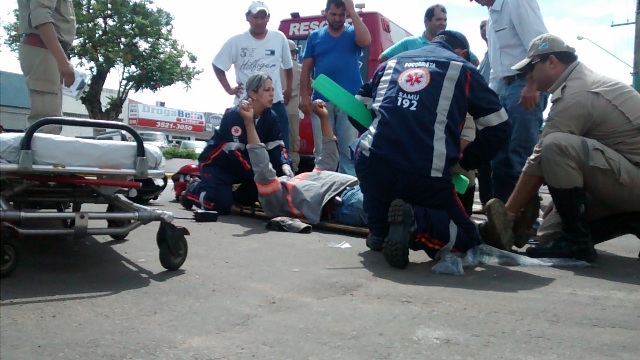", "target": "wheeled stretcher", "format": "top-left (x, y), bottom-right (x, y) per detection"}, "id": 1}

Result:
top-left (0, 117), bottom-right (189, 277)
